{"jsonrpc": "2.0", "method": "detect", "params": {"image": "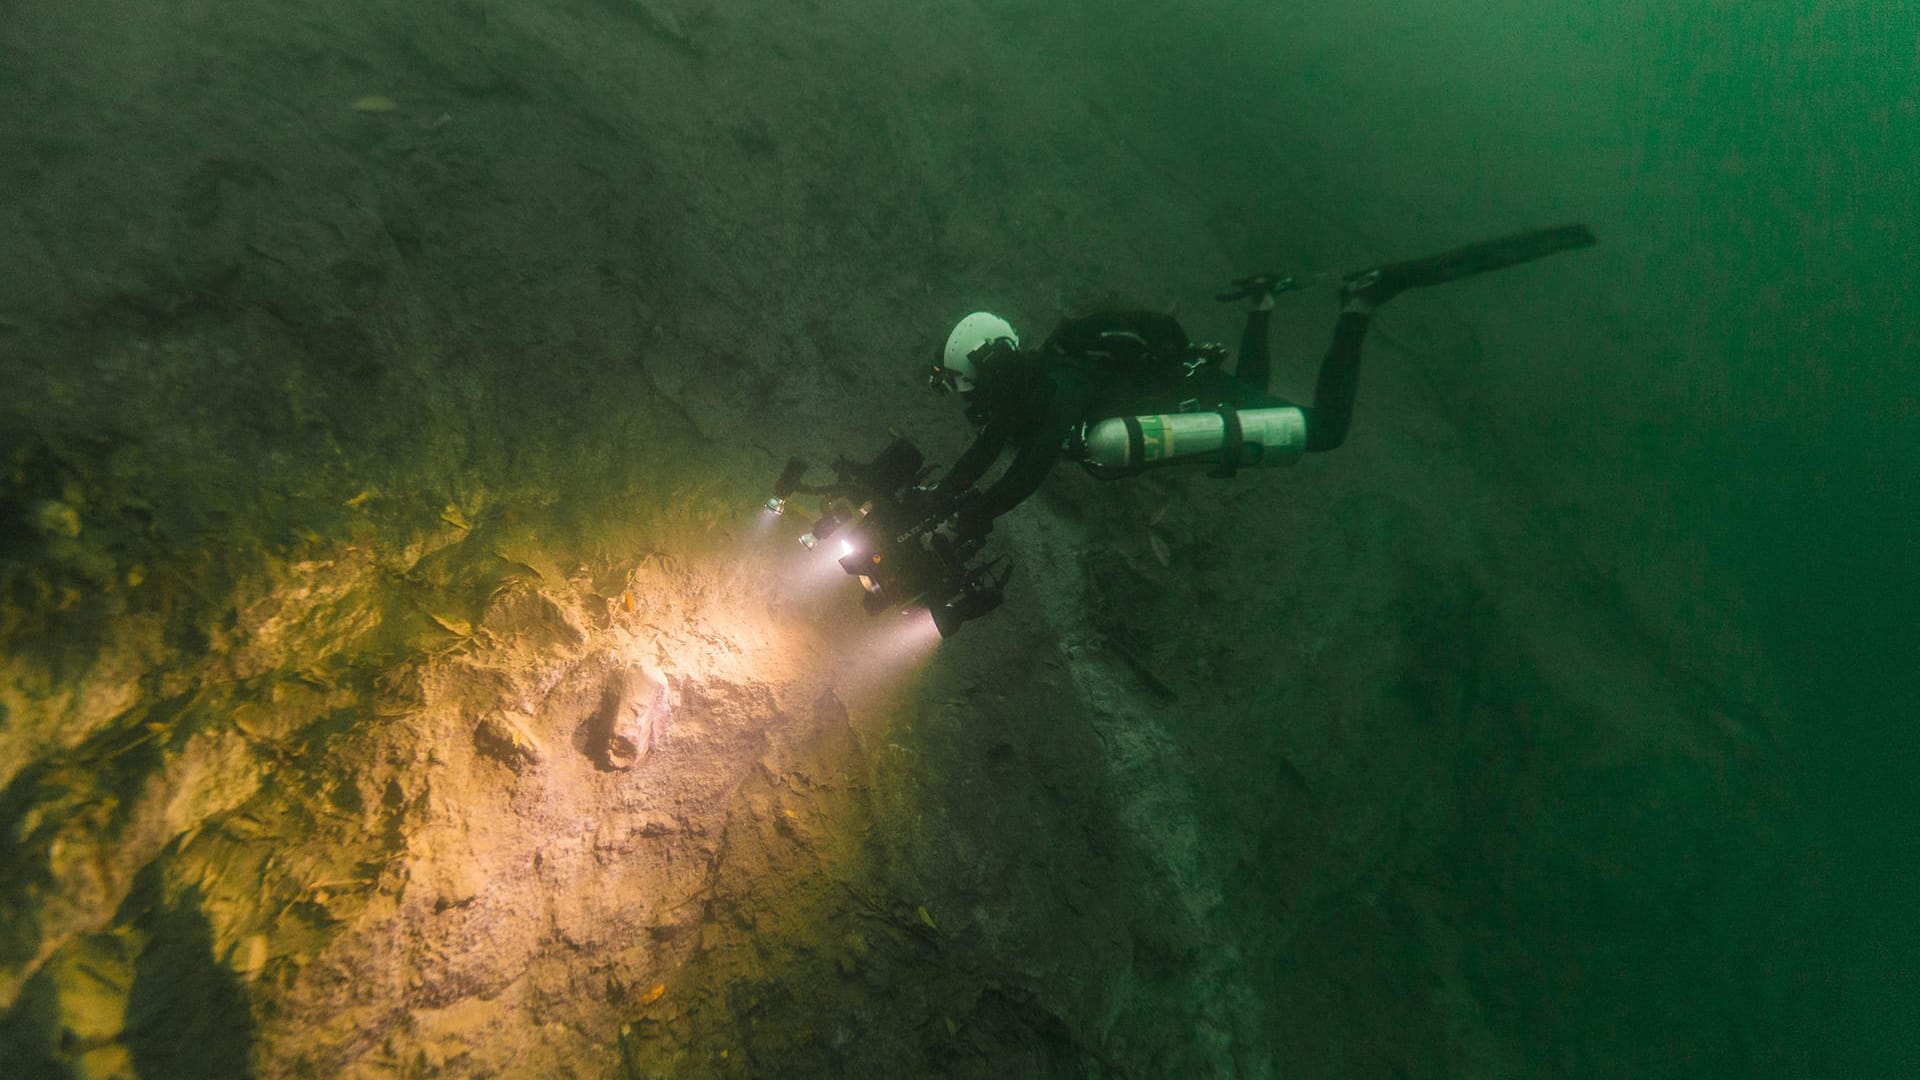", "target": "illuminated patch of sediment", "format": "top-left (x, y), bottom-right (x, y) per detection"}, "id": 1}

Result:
top-left (0, 469), bottom-right (954, 1075)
